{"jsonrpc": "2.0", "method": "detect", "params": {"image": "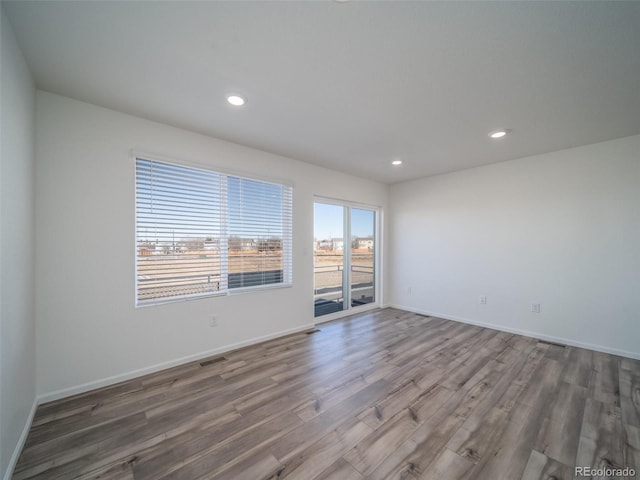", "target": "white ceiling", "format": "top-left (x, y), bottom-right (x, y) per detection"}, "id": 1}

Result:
top-left (3, 1), bottom-right (640, 183)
